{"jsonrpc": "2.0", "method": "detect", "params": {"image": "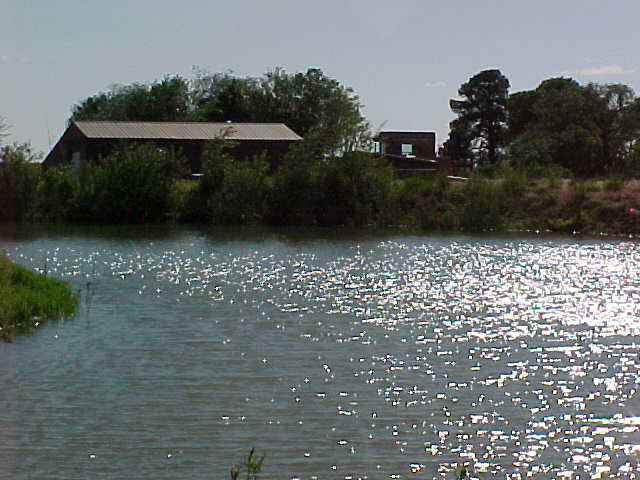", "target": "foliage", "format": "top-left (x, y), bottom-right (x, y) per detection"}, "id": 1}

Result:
top-left (460, 176), bottom-right (503, 231)
top-left (507, 78), bottom-right (640, 177)
top-left (193, 67), bottom-right (369, 154)
top-left (72, 67), bottom-right (369, 157)
top-left (393, 174), bottom-right (459, 230)
top-left (317, 151), bottom-right (395, 226)
top-left (71, 76), bottom-right (191, 122)
top-left (267, 147), bottom-right (323, 226)
top-left (186, 138), bottom-right (266, 223)
top-left (204, 154), bottom-right (271, 224)
top-left (0, 251), bottom-right (78, 342)
top-left (268, 151), bottom-right (394, 227)
top-left (0, 143), bottom-right (41, 221)
top-left (82, 143), bottom-right (185, 223)
top-left (36, 167), bottom-right (79, 221)
top-left (446, 69), bottom-right (510, 166)
top-left (229, 448), bottom-right (264, 480)
top-left (496, 164), bottom-right (527, 200)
